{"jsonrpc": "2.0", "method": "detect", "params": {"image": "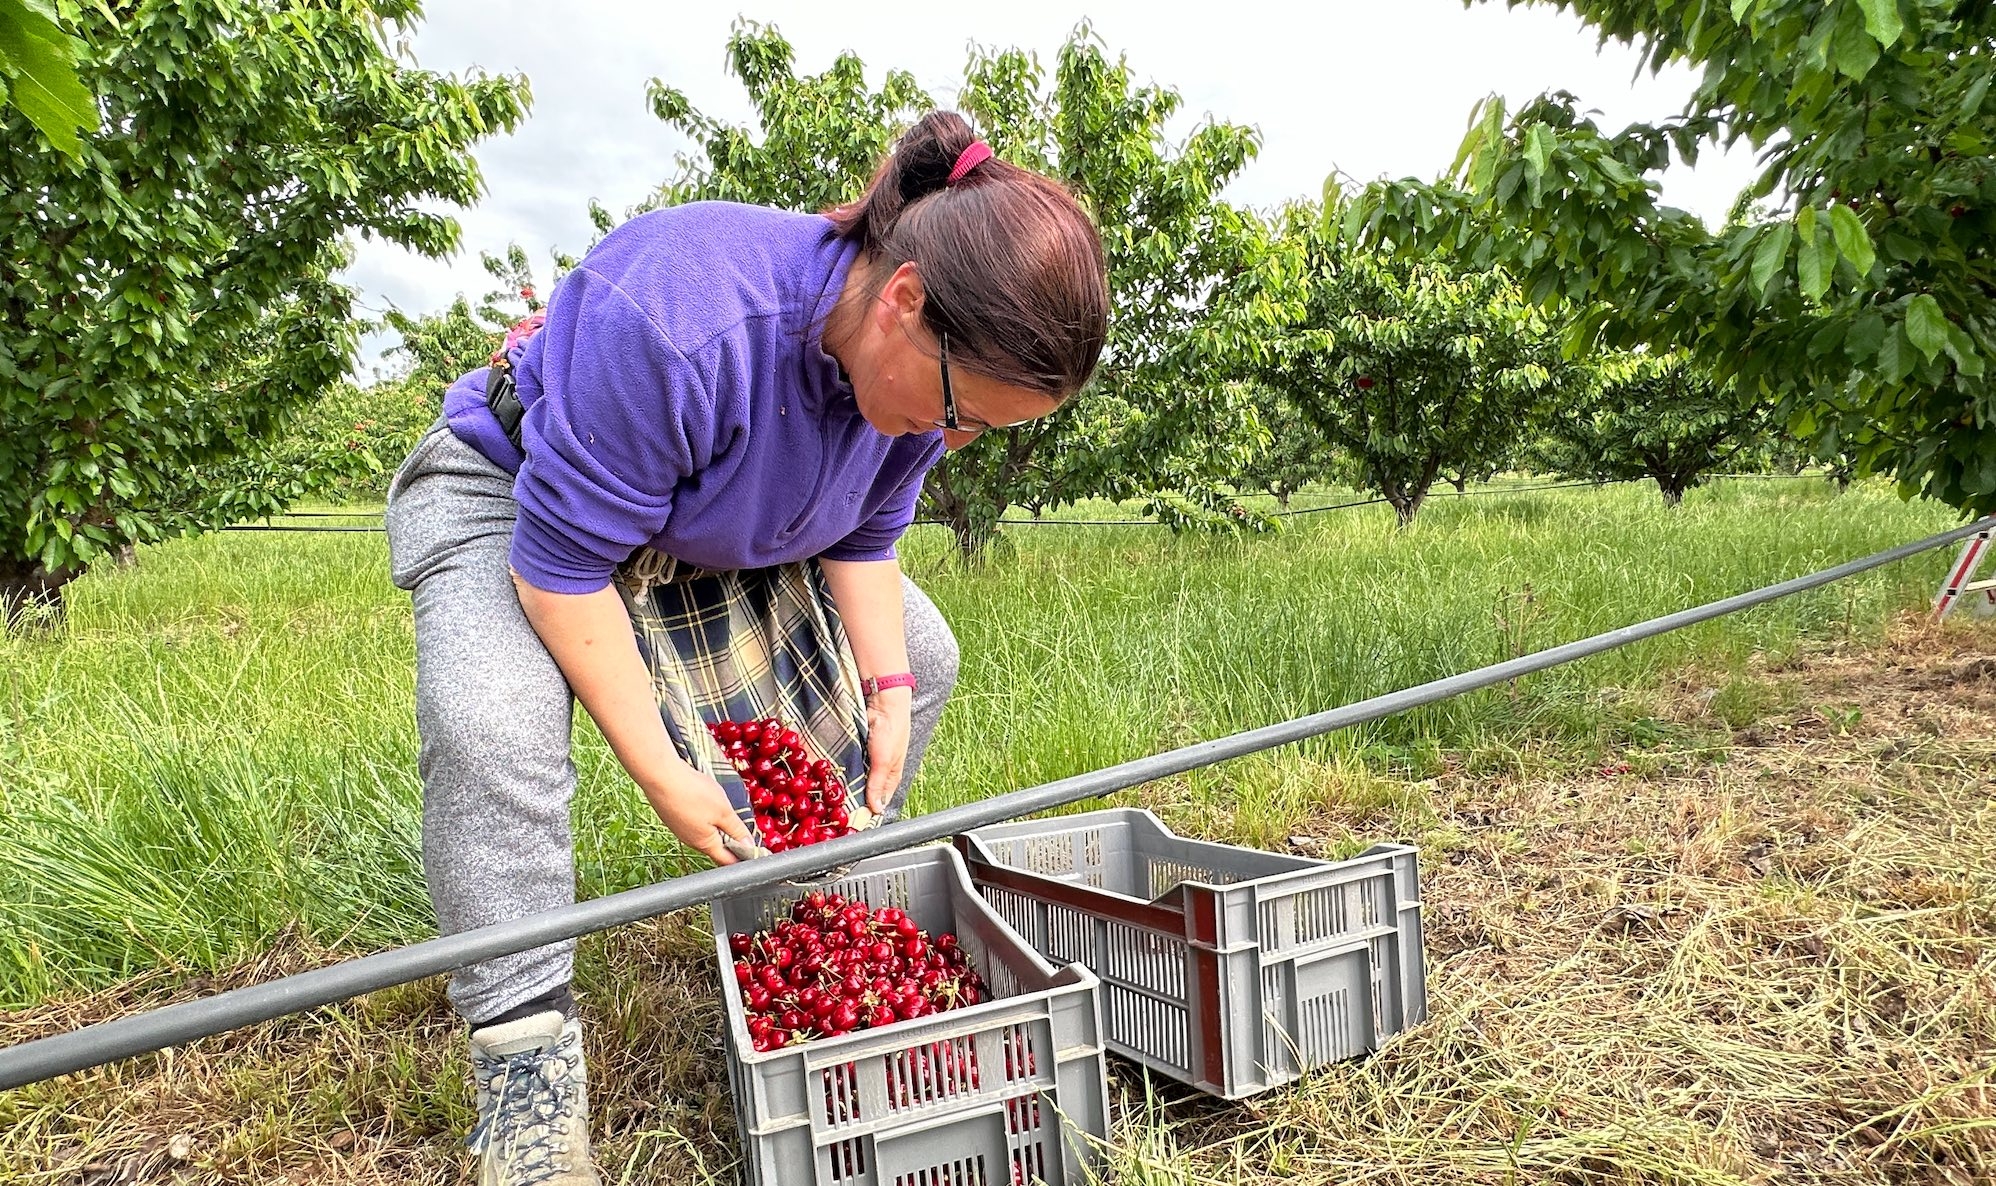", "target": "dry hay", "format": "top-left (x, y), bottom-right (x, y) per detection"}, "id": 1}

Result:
top-left (1137, 619), bottom-right (1996, 1186)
